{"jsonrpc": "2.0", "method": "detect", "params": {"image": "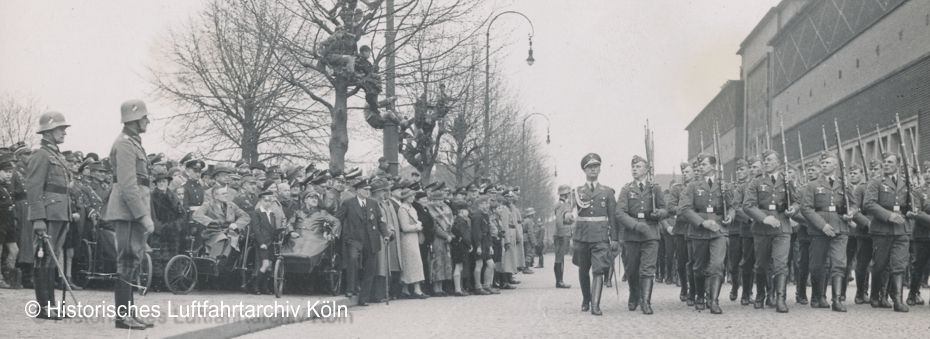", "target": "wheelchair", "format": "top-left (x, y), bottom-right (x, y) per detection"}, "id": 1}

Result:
top-left (272, 226), bottom-right (342, 298)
